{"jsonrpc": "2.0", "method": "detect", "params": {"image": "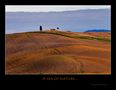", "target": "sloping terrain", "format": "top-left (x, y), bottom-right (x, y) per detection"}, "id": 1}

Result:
top-left (5, 31), bottom-right (111, 74)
